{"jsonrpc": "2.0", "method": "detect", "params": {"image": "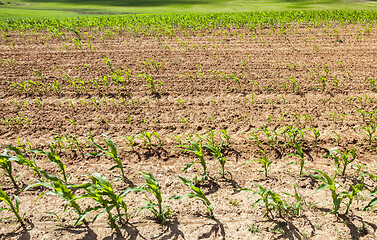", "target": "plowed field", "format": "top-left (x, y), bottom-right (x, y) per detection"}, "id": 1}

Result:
top-left (1, 23), bottom-right (377, 239)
